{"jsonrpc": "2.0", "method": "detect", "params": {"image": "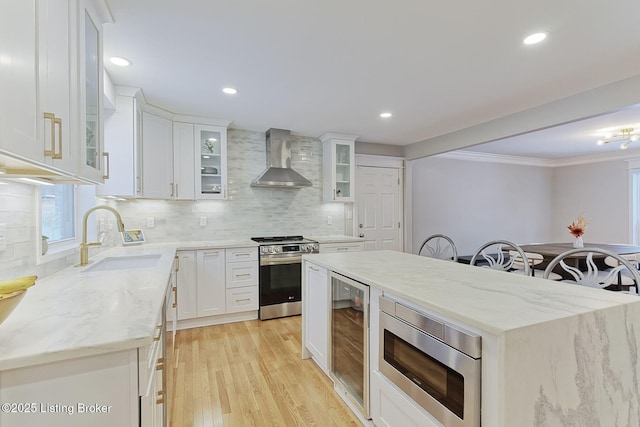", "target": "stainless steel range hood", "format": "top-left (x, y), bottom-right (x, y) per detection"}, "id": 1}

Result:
top-left (251, 128), bottom-right (312, 188)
